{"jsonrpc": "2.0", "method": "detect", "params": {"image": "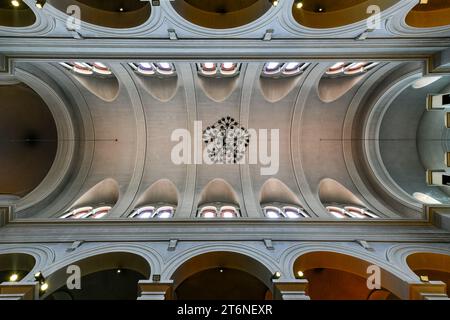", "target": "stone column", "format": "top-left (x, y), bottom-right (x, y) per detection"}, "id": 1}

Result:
top-left (272, 279), bottom-right (310, 300)
top-left (409, 281), bottom-right (449, 300)
top-left (0, 282), bottom-right (39, 300)
top-left (138, 280), bottom-right (174, 300)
